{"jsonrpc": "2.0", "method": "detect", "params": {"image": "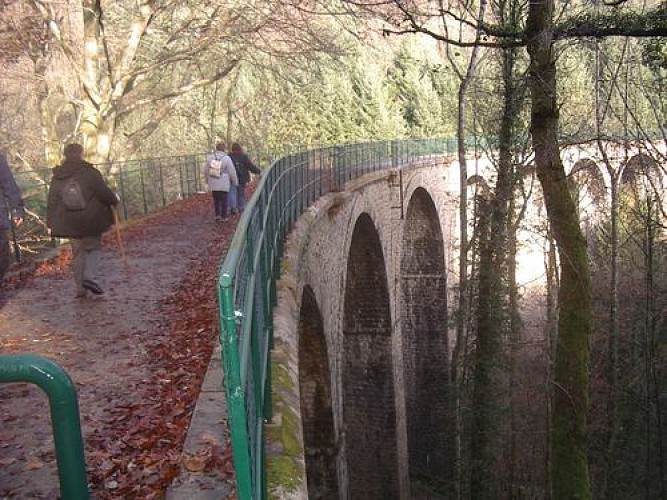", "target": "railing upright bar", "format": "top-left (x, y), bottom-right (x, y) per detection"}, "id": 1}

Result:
top-left (116, 164), bottom-right (127, 220)
top-left (218, 276), bottom-right (253, 500)
top-left (159, 163), bottom-right (166, 207)
top-left (0, 354), bottom-right (89, 500)
top-left (178, 163), bottom-right (185, 199)
top-left (140, 165), bottom-right (148, 214)
top-left (290, 154), bottom-right (297, 227)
